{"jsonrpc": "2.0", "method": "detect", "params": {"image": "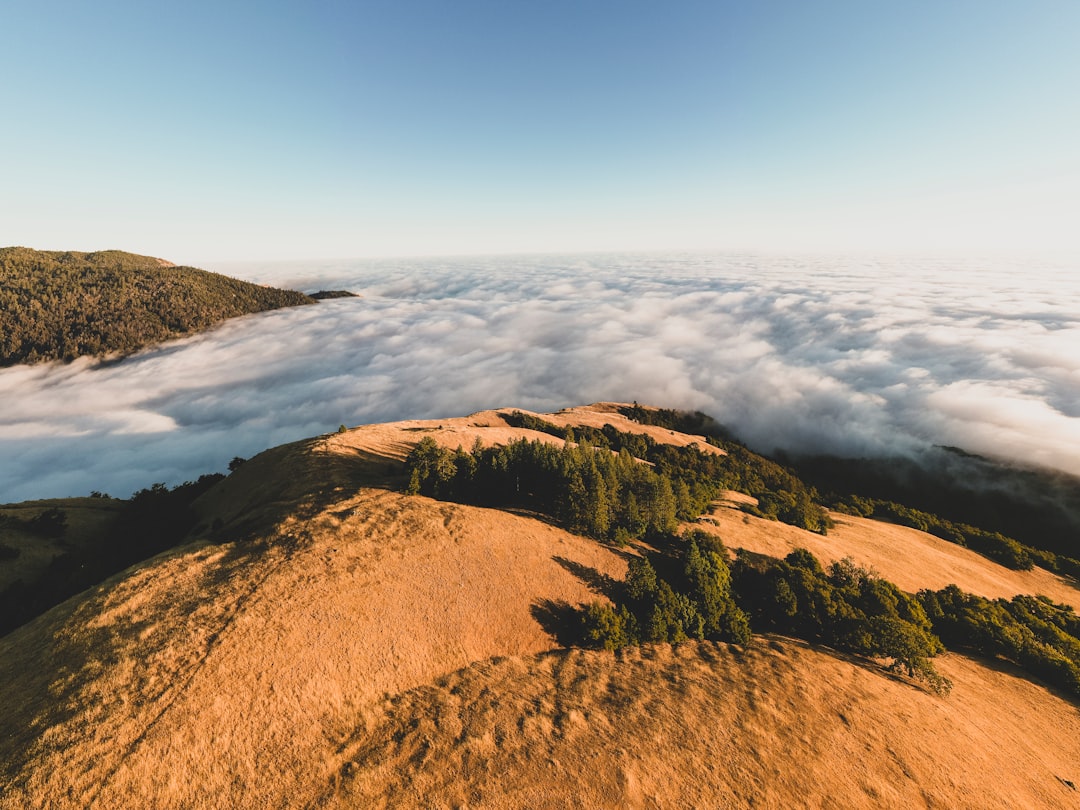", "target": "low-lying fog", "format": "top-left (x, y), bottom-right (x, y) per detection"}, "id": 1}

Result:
top-left (2, 254), bottom-right (1078, 501)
